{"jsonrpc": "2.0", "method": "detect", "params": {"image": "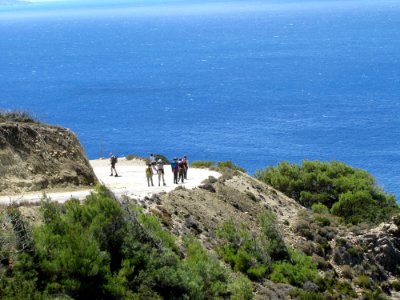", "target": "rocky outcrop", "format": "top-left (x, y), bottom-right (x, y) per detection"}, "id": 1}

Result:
top-left (332, 221), bottom-right (400, 279)
top-left (0, 121), bottom-right (97, 194)
top-left (364, 222), bottom-right (400, 274)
